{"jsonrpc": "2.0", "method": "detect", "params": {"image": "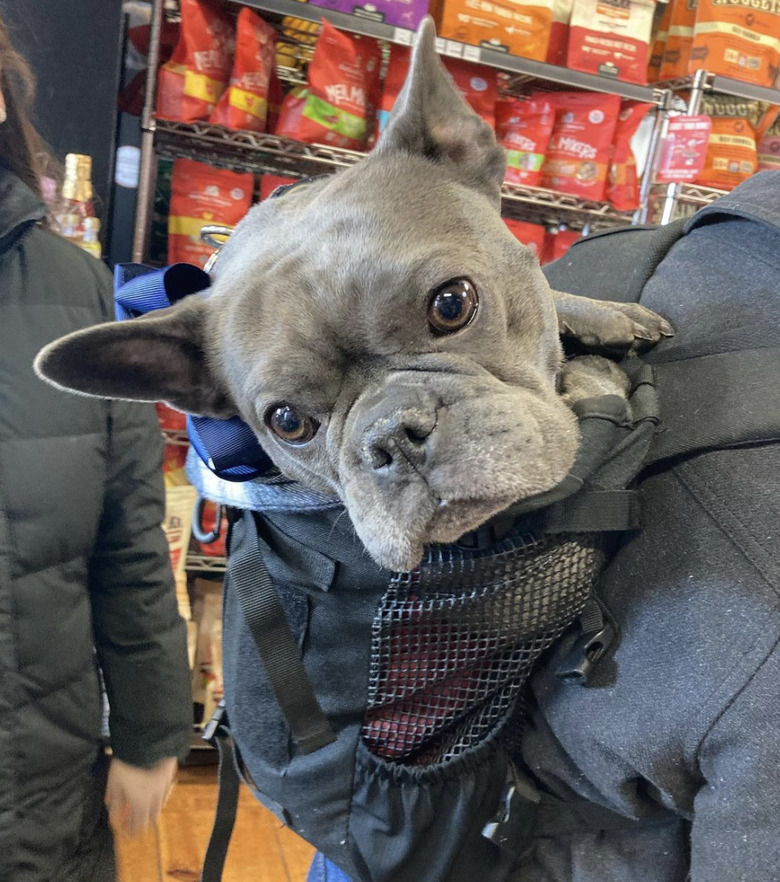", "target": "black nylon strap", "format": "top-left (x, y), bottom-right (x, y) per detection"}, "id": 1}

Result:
top-left (229, 510), bottom-right (336, 754)
top-left (513, 489), bottom-right (641, 533)
top-left (200, 726), bottom-right (241, 882)
top-left (647, 348), bottom-right (780, 466)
